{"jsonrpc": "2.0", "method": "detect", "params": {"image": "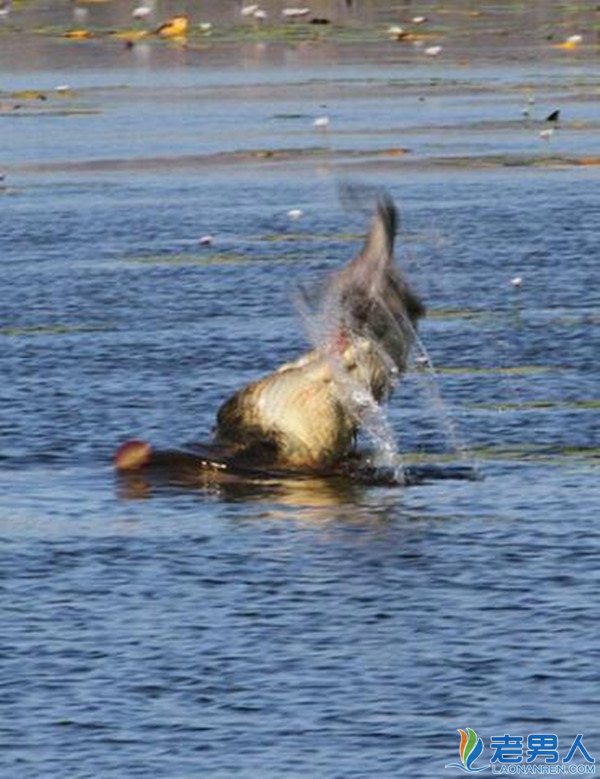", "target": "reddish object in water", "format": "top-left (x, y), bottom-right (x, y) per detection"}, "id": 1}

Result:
top-left (114, 439), bottom-right (152, 471)
top-left (114, 440), bottom-right (259, 487)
